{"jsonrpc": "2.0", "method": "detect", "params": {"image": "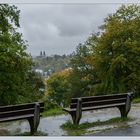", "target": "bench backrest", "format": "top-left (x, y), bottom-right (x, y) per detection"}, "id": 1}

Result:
top-left (0, 102), bottom-right (44, 119)
top-left (70, 93), bottom-right (134, 110)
